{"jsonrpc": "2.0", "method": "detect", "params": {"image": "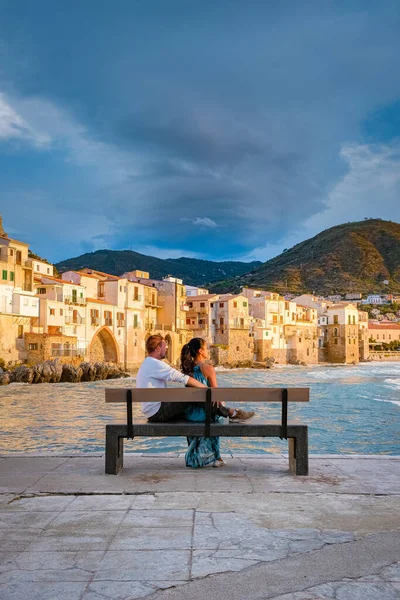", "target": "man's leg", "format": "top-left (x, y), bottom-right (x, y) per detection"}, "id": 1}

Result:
top-left (148, 402), bottom-right (194, 423)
